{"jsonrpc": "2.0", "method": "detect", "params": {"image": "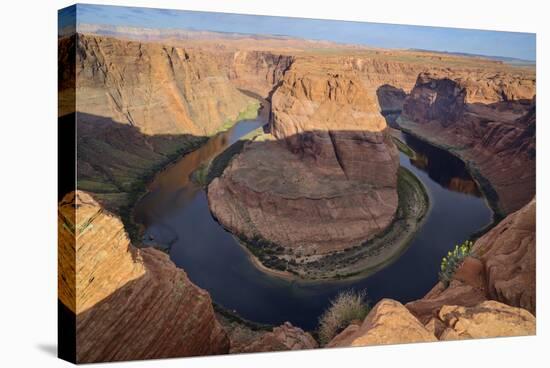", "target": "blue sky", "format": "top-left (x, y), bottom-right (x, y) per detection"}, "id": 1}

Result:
top-left (59, 4), bottom-right (536, 61)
